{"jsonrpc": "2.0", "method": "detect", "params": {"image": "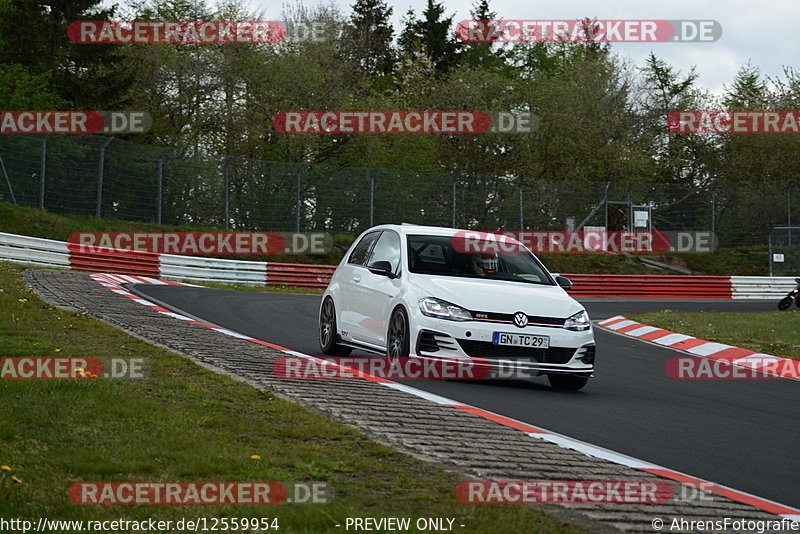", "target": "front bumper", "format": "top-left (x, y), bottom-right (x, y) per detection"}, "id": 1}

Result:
top-left (409, 307), bottom-right (595, 378)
